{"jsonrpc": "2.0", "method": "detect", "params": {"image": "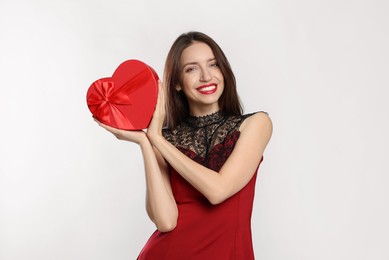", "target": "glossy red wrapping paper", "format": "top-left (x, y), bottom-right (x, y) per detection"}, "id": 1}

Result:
top-left (87, 60), bottom-right (158, 130)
